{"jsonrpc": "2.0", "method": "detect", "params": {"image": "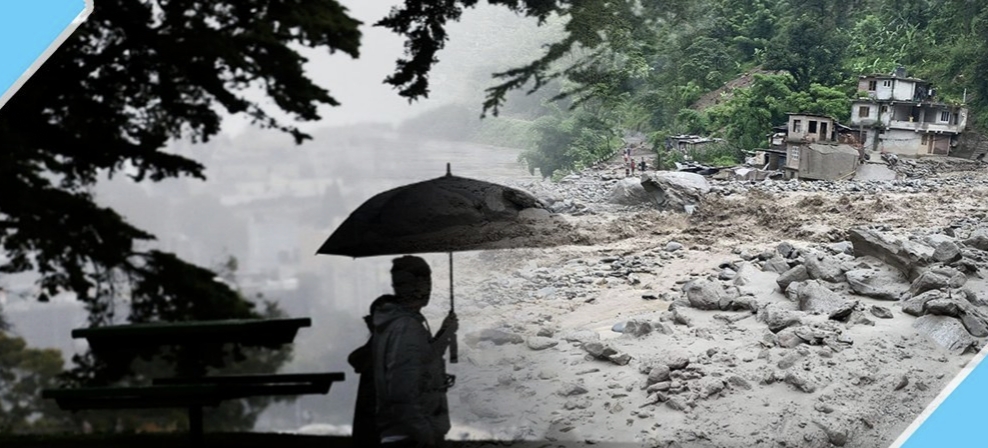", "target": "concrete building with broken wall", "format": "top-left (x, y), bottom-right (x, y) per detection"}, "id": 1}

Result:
top-left (777, 113), bottom-right (862, 181)
top-left (849, 68), bottom-right (968, 158)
